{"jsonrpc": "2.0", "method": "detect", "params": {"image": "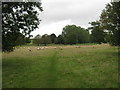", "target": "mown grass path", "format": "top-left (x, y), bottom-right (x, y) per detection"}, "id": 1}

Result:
top-left (46, 50), bottom-right (59, 88)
